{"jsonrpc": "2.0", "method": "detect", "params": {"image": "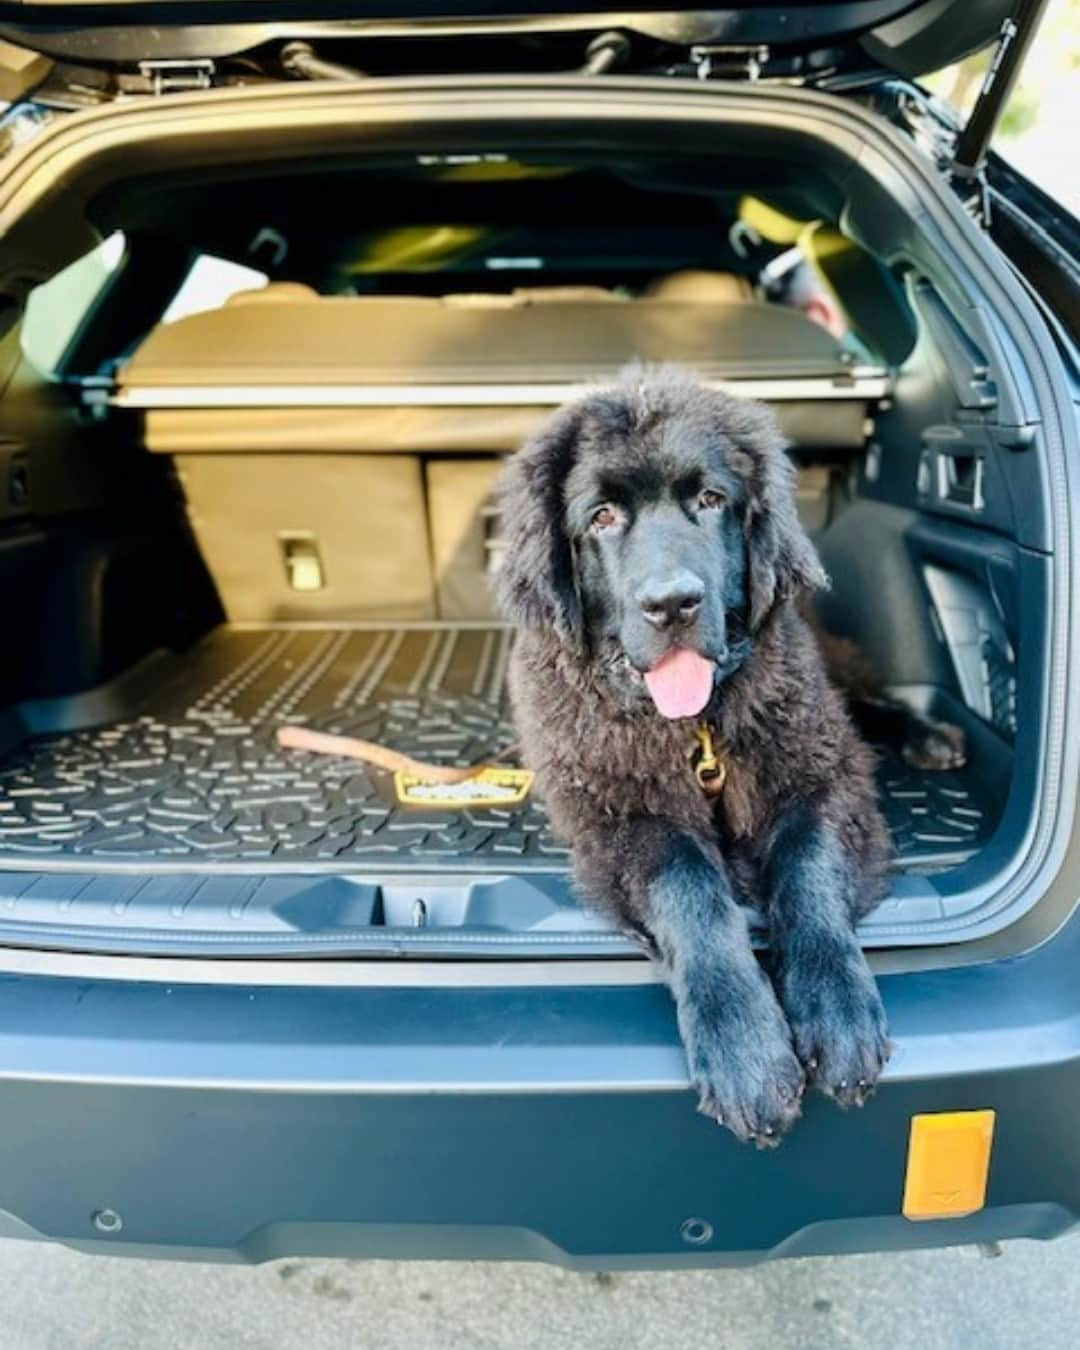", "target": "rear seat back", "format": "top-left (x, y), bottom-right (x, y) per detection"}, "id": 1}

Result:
top-left (113, 287), bottom-right (879, 622)
top-left (175, 453), bottom-right (436, 623)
